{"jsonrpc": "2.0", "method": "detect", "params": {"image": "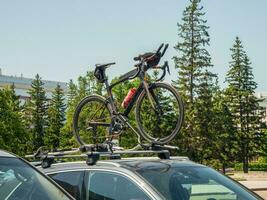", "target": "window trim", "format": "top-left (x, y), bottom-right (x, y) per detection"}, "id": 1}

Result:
top-left (47, 168), bottom-right (159, 200)
top-left (48, 170), bottom-right (86, 200)
top-left (86, 169), bottom-right (156, 200)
